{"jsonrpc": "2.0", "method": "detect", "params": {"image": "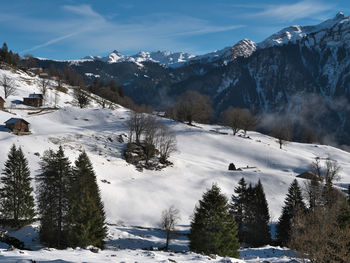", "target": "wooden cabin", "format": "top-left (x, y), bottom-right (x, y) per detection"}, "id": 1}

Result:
top-left (5, 118), bottom-right (30, 134)
top-left (23, 94), bottom-right (43, 107)
top-left (0, 97), bottom-right (4, 110)
top-left (296, 171), bottom-right (321, 181)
